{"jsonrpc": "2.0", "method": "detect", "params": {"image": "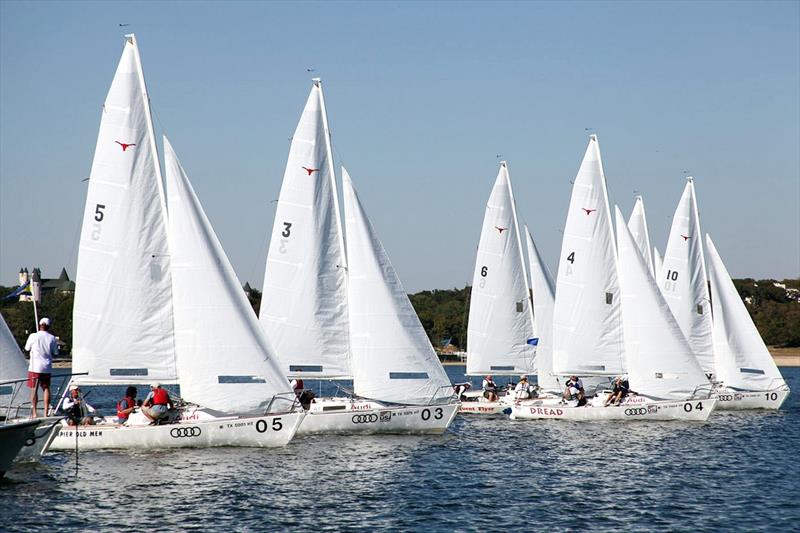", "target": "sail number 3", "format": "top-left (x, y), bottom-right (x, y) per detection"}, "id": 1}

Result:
top-left (278, 222), bottom-right (292, 253)
top-left (91, 204), bottom-right (106, 240)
